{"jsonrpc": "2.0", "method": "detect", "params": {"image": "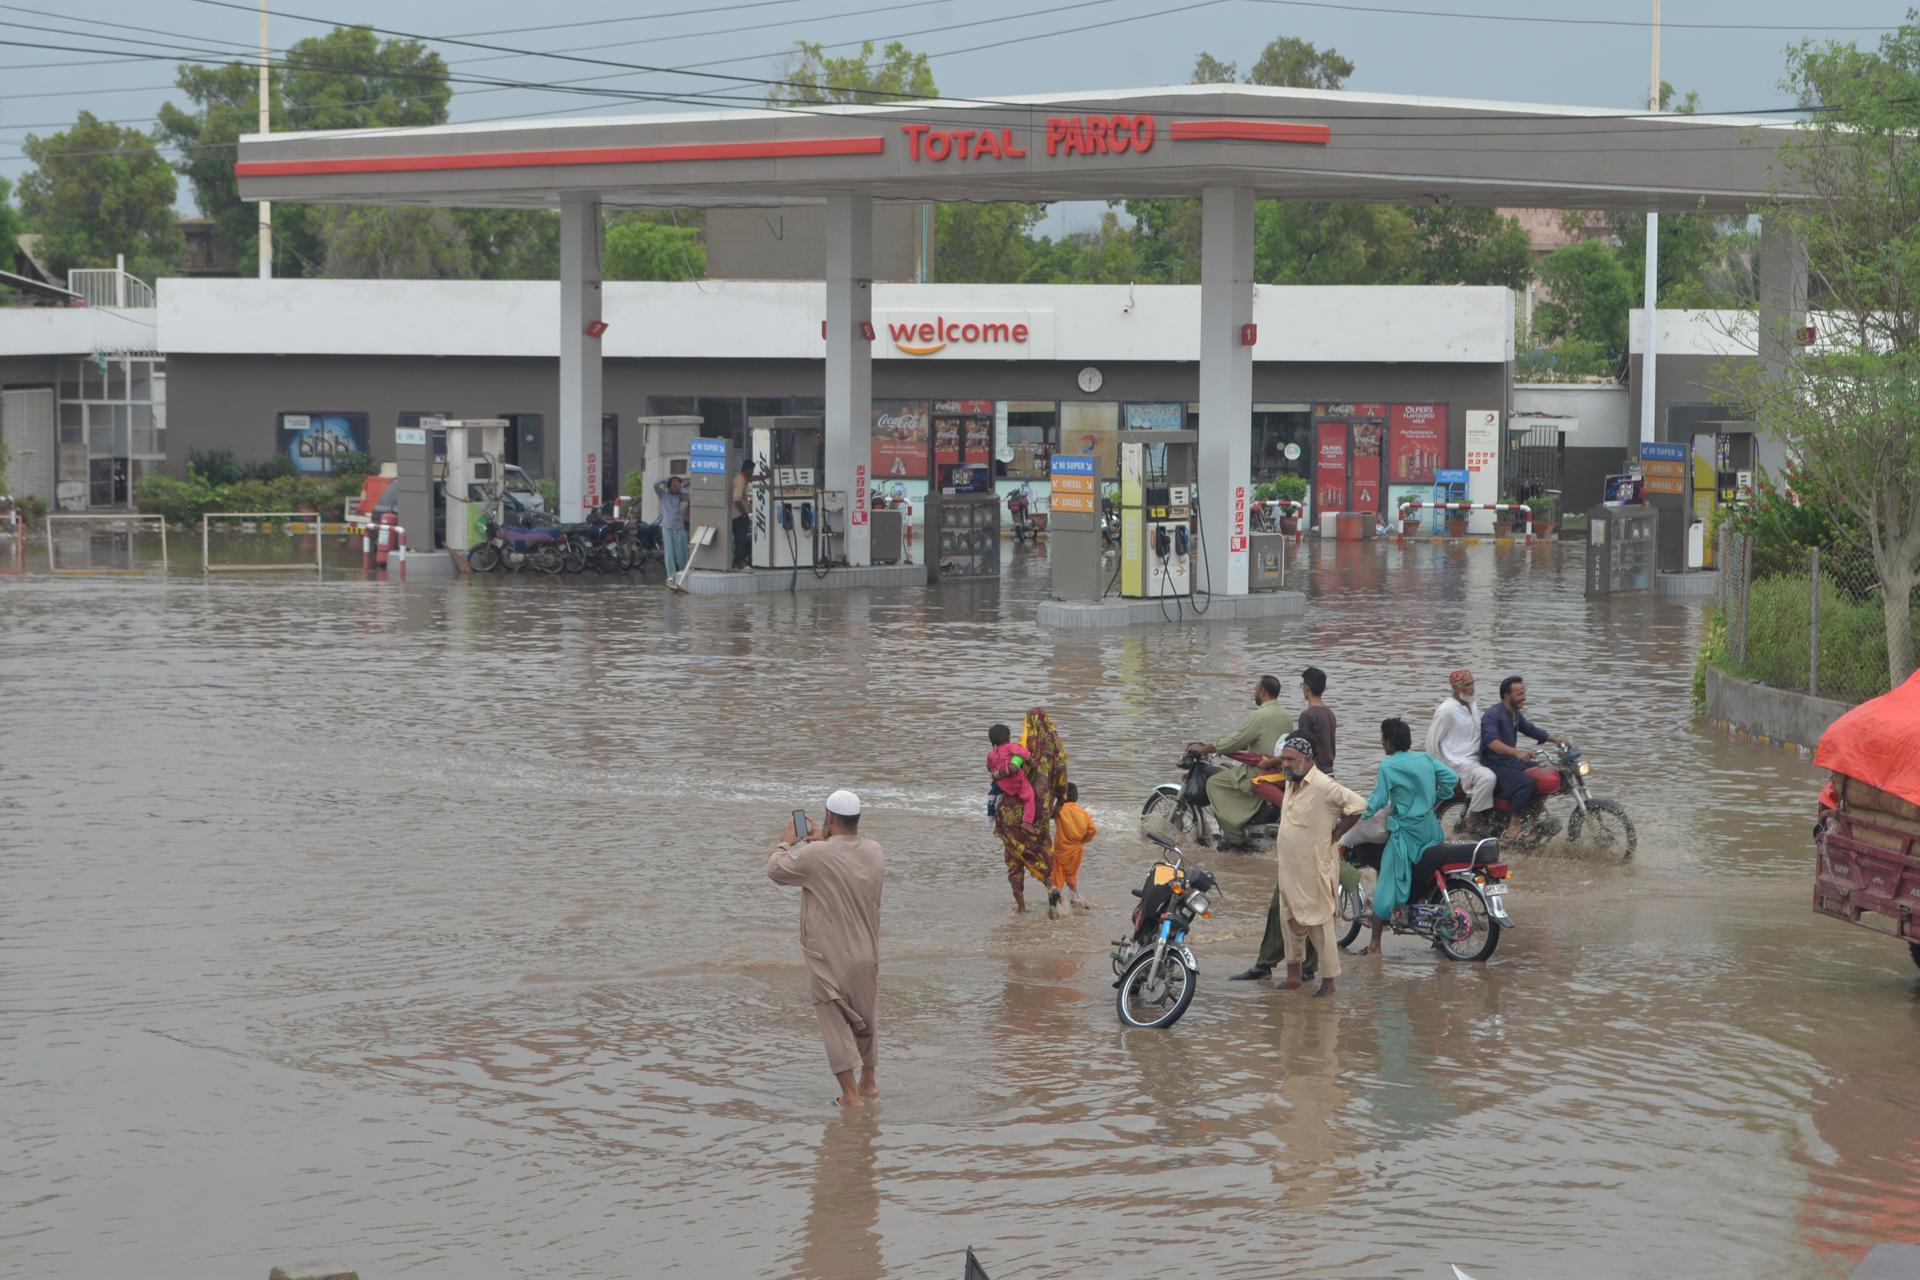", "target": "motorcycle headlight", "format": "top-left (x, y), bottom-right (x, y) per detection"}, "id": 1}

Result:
top-left (1186, 892), bottom-right (1211, 917)
top-left (1577, 761), bottom-right (1592, 776)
